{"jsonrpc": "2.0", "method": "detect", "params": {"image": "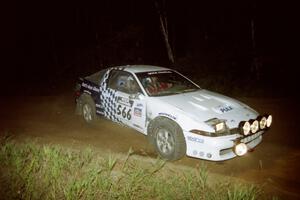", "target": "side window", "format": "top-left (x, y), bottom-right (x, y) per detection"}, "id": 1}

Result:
top-left (107, 70), bottom-right (120, 90)
top-left (108, 70), bottom-right (142, 94)
top-left (98, 69), bottom-right (108, 85)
